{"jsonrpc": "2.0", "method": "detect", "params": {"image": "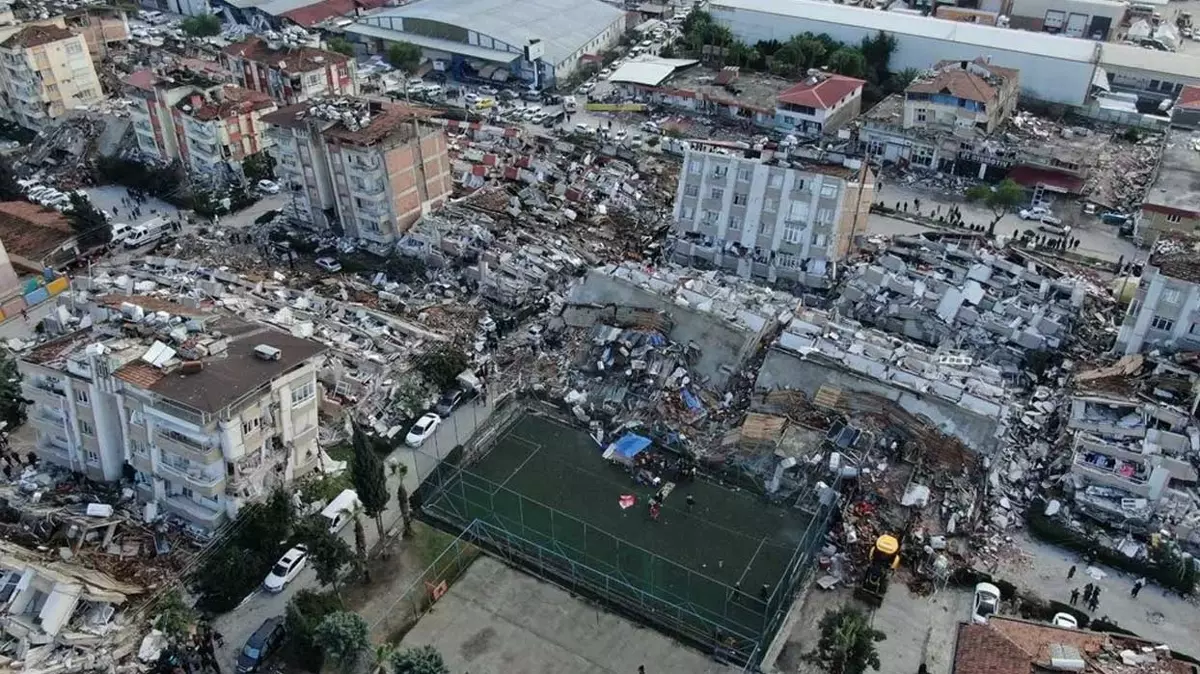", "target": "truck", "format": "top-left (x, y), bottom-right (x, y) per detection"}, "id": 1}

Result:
top-left (563, 95), bottom-right (578, 113)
